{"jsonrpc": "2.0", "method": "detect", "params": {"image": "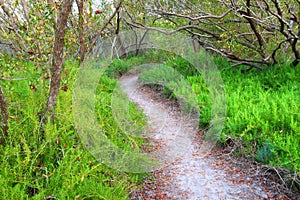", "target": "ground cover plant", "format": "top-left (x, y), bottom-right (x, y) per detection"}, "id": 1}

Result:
top-left (1, 50), bottom-right (299, 197)
top-left (0, 56), bottom-right (148, 199)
